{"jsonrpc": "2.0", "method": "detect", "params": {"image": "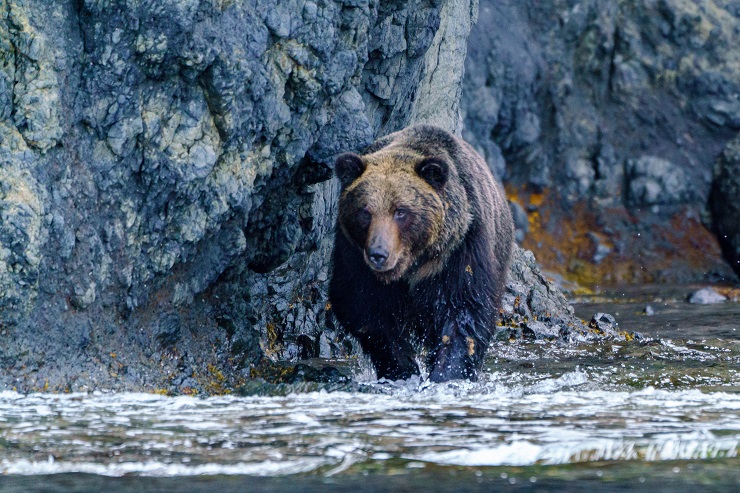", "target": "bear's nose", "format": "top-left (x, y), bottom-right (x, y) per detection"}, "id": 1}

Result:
top-left (366, 247), bottom-right (388, 269)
